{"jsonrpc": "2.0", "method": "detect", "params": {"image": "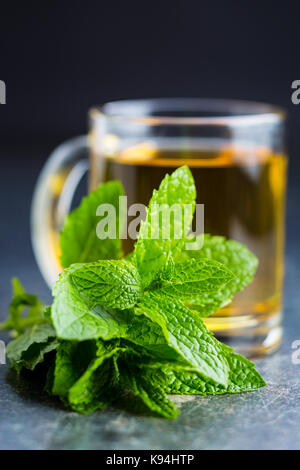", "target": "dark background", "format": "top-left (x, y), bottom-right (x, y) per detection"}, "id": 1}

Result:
top-left (1, 2), bottom-right (300, 142)
top-left (0, 1), bottom-right (299, 305)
